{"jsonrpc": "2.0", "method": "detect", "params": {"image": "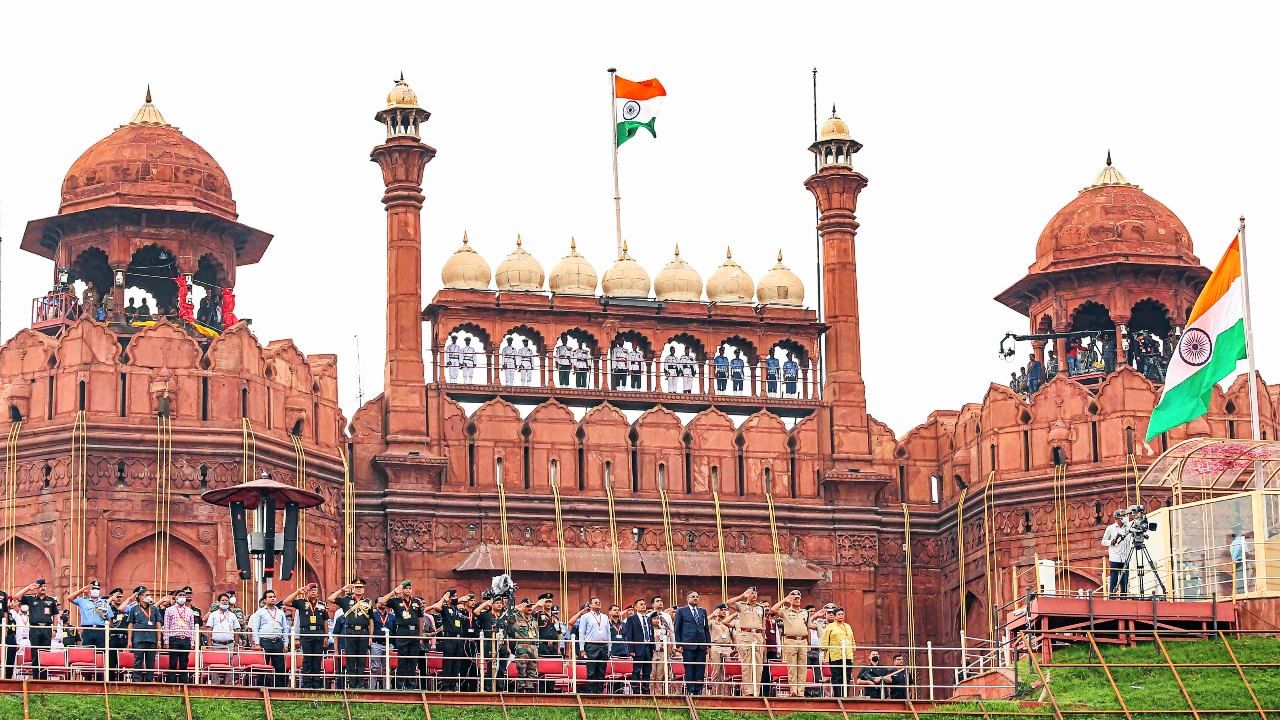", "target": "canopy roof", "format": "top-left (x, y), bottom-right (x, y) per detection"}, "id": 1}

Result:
top-left (1140, 438), bottom-right (1280, 493)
